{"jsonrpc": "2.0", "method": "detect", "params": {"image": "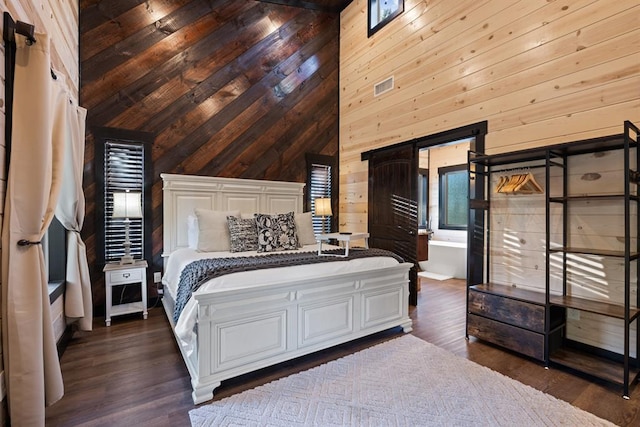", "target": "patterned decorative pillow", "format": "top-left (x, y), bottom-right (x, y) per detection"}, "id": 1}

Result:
top-left (254, 212), bottom-right (299, 252)
top-left (227, 216), bottom-right (259, 253)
